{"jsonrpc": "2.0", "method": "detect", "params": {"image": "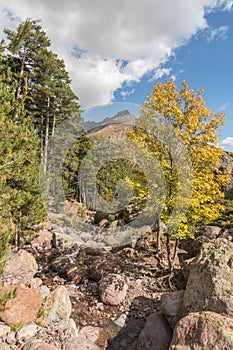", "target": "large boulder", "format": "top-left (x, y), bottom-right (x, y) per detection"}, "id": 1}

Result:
top-left (1, 250), bottom-right (38, 285)
top-left (170, 311), bottom-right (233, 350)
top-left (137, 312), bottom-right (172, 350)
top-left (182, 238), bottom-right (233, 317)
top-left (0, 286), bottom-right (43, 326)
